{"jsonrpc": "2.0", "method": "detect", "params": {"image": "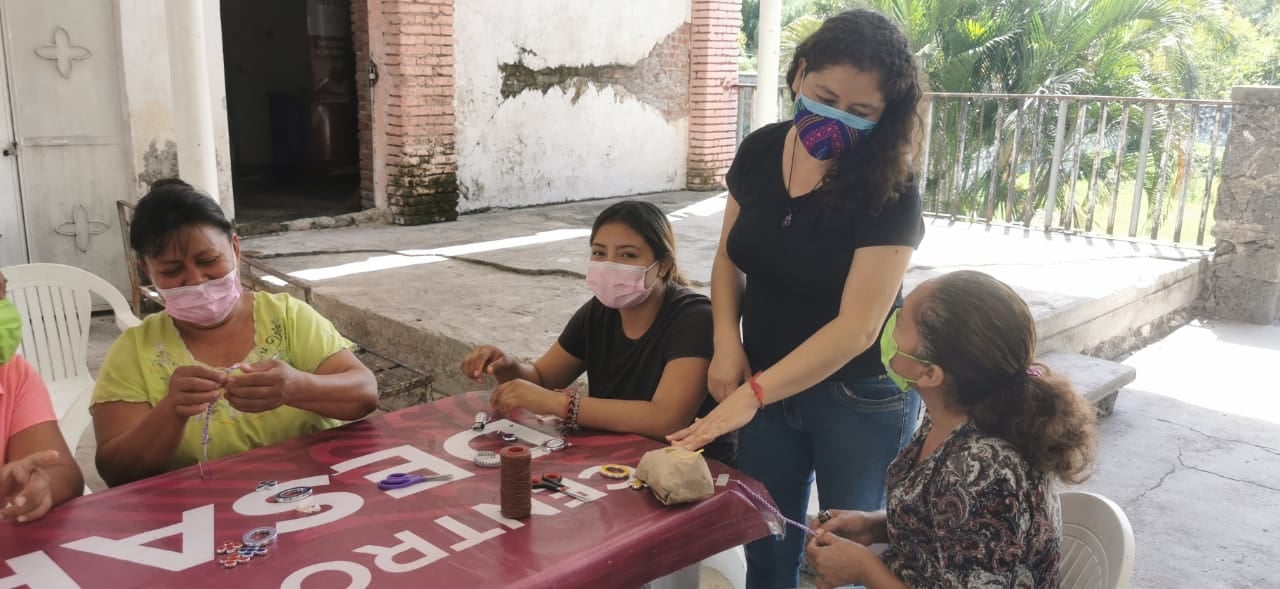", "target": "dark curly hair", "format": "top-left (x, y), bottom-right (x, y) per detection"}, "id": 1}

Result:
top-left (786, 9), bottom-right (924, 214)
top-left (914, 271), bottom-right (1098, 484)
